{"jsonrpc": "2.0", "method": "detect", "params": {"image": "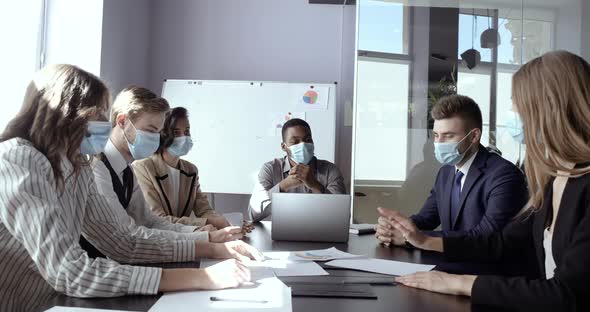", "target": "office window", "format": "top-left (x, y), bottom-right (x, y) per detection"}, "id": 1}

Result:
top-left (458, 13), bottom-right (553, 65)
top-left (352, 1), bottom-right (575, 223)
top-left (355, 57), bottom-right (409, 182)
top-left (495, 71), bottom-right (525, 164)
top-left (457, 69), bottom-right (523, 163)
top-left (355, 0), bottom-right (410, 184)
top-left (0, 1), bottom-right (44, 131)
top-left (358, 0), bottom-right (407, 55)
top-left (458, 13), bottom-right (516, 64)
top-left (457, 10), bottom-right (552, 164)
top-left (44, 0), bottom-right (103, 75)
